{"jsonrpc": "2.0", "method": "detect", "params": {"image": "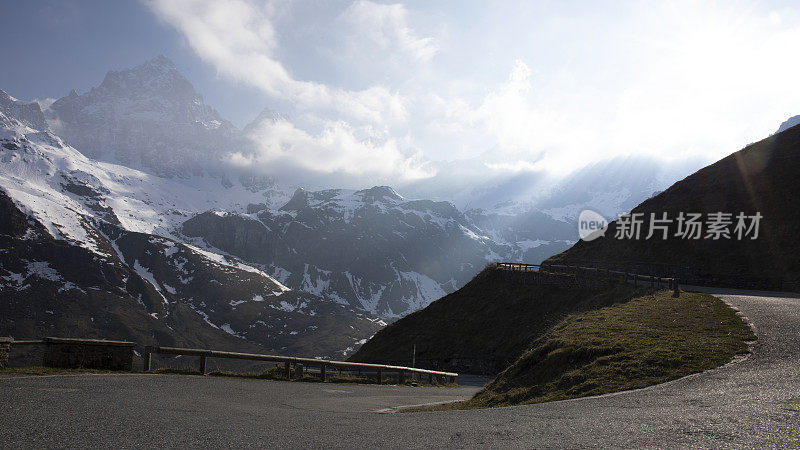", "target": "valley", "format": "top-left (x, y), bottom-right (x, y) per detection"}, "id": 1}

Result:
top-left (0, 56), bottom-right (700, 358)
